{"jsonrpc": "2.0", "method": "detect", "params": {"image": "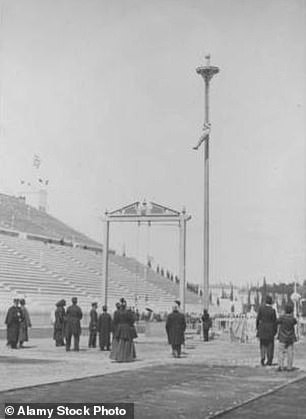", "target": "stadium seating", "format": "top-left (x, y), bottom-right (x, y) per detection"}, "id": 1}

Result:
top-left (0, 193), bottom-right (98, 246)
top-left (0, 193), bottom-right (201, 319)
